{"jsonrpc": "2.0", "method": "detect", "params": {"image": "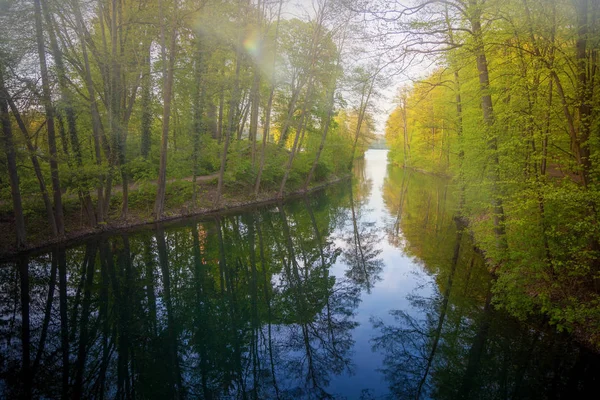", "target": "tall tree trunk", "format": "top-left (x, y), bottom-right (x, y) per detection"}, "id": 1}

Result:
top-left (3, 84), bottom-right (57, 234)
top-left (278, 80), bottom-right (313, 197)
top-left (348, 75), bottom-right (376, 171)
top-left (72, 0), bottom-right (107, 222)
top-left (108, 0), bottom-right (128, 219)
top-left (304, 87), bottom-right (334, 189)
top-left (278, 3), bottom-right (328, 195)
top-left (217, 68), bottom-right (225, 143)
top-left (454, 71), bottom-right (466, 211)
top-left (249, 72), bottom-right (260, 166)
top-left (253, 86), bottom-right (274, 195)
top-left (215, 4), bottom-right (244, 206)
top-left (192, 39), bottom-right (206, 206)
top-left (121, 46), bottom-right (143, 221)
top-left (444, 6), bottom-right (464, 209)
top-left (154, 0), bottom-right (178, 219)
top-left (468, 0), bottom-right (507, 253)
top-left (100, 0), bottom-right (116, 220)
top-left (278, 2), bottom-right (327, 148)
top-left (140, 43), bottom-right (152, 159)
top-left (305, 32), bottom-right (344, 190)
top-left (574, 0), bottom-right (594, 187)
top-left (0, 70), bottom-right (26, 249)
top-left (276, 82), bottom-right (304, 147)
top-left (249, 0), bottom-right (262, 167)
top-left (402, 96), bottom-right (410, 168)
top-left (541, 80), bottom-right (552, 177)
top-left (236, 91), bottom-right (250, 140)
top-left (254, 0), bottom-right (283, 195)
top-left (41, 0), bottom-right (97, 227)
top-left (34, 0), bottom-right (65, 235)
top-left (207, 102), bottom-right (218, 139)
